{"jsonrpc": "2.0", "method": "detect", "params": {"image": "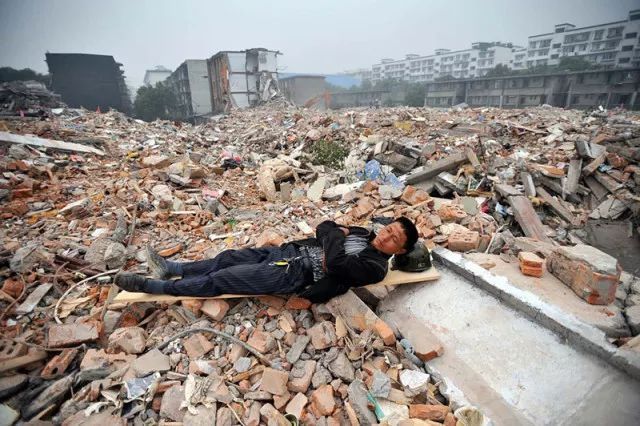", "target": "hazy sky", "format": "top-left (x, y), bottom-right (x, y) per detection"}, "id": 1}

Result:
top-left (1, 0), bottom-right (637, 87)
